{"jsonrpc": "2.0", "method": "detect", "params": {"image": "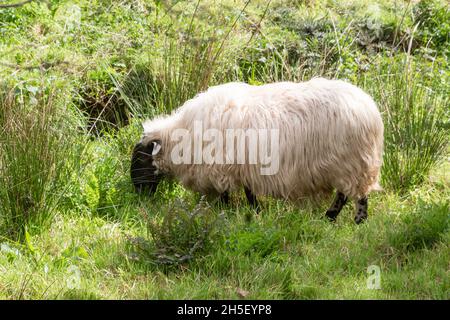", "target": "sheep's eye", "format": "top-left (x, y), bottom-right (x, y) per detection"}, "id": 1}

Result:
top-left (151, 140), bottom-right (162, 156)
